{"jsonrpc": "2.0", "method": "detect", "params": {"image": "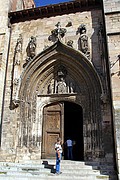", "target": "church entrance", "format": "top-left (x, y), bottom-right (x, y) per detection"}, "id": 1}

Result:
top-left (64, 101), bottom-right (84, 161)
top-left (42, 101), bottom-right (83, 161)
